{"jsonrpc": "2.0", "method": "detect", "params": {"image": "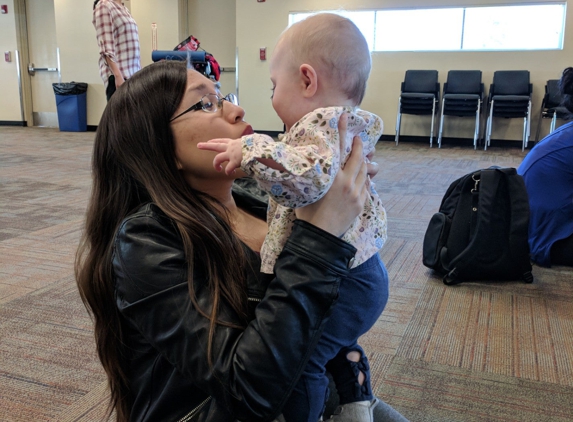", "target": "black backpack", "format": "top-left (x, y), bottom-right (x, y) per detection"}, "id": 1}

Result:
top-left (422, 166), bottom-right (533, 285)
